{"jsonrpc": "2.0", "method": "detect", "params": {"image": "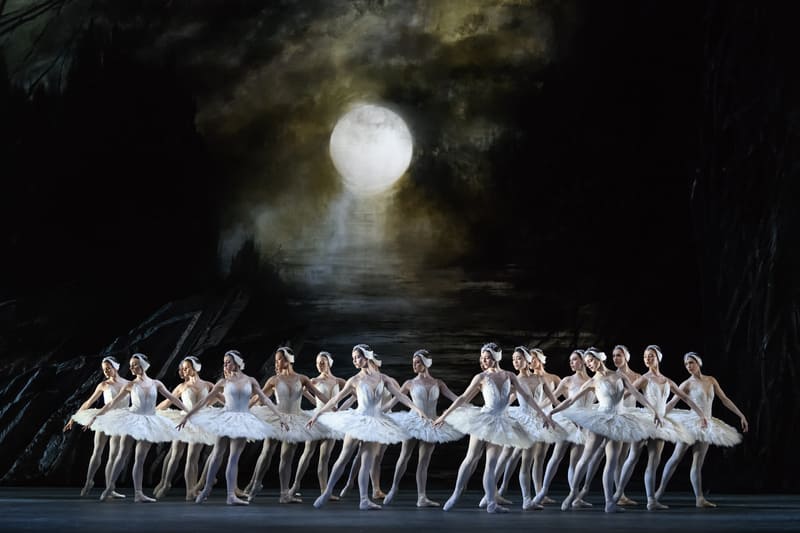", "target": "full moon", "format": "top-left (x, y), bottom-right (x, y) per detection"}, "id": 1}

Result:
top-left (329, 104), bottom-right (413, 195)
